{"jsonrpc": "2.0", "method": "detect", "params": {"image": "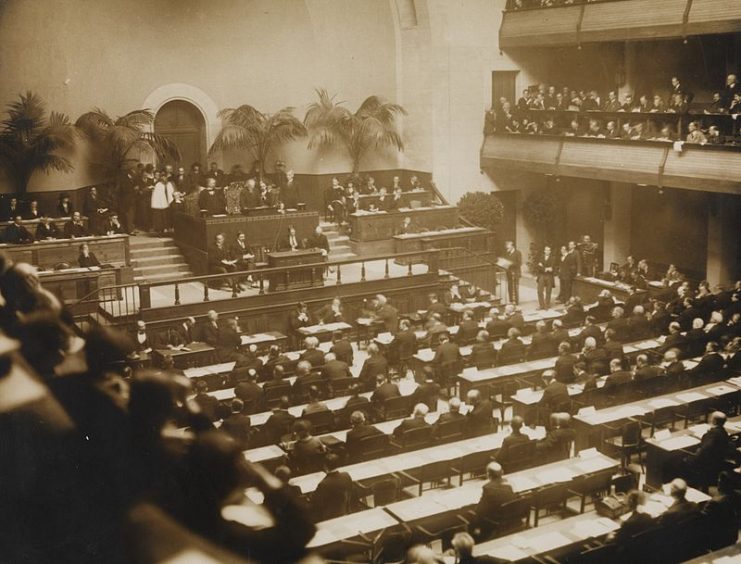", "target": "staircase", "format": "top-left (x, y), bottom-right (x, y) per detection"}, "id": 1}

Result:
top-left (320, 221), bottom-right (356, 261)
top-left (130, 236), bottom-right (194, 283)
